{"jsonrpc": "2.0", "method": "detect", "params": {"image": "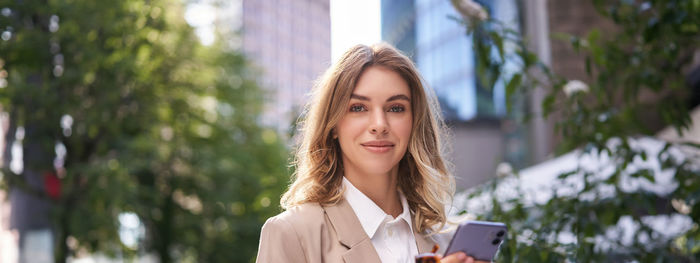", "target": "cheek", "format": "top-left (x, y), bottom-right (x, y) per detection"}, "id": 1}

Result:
top-left (392, 115), bottom-right (413, 143)
top-left (335, 117), bottom-right (362, 144)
